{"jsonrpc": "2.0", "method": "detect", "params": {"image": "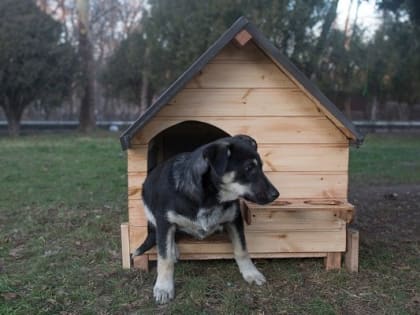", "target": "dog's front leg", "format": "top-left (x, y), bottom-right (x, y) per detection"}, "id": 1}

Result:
top-left (225, 215), bottom-right (266, 285)
top-left (154, 223), bottom-right (177, 304)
